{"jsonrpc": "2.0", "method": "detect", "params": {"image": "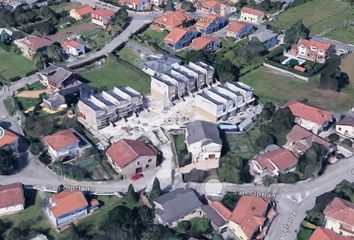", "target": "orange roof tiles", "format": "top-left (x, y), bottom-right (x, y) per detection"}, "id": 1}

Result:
top-left (230, 196), bottom-right (270, 239)
top-left (92, 8), bottom-right (115, 17)
top-left (241, 7), bottom-right (265, 17)
top-left (284, 100), bottom-right (333, 125)
top-left (309, 227), bottom-right (352, 240)
top-left (254, 148), bottom-right (298, 172)
top-left (191, 36), bottom-right (219, 50)
top-left (62, 40), bottom-right (82, 49)
top-left (17, 35), bottom-right (53, 51)
top-left (209, 200), bottom-right (232, 220)
top-left (226, 22), bottom-right (248, 33)
top-left (324, 197), bottom-right (354, 227)
top-left (154, 10), bottom-right (191, 29)
top-left (72, 5), bottom-right (94, 16)
top-left (200, 0), bottom-right (219, 9)
top-left (42, 129), bottom-right (80, 151)
top-left (0, 128), bottom-right (18, 148)
top-left (0, 183), bottom-right (25, 209)
top-left (50, 191), bottom-right (88, 218)
top-left (106, 139), bottom-right (156, 168)
top-left (164, 27), bottom-right (190, 45)
top-left (297, 38), bottom-right (333, 53)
